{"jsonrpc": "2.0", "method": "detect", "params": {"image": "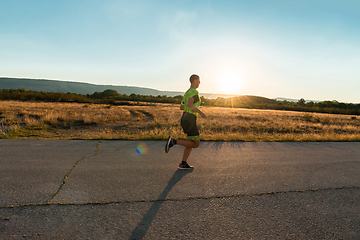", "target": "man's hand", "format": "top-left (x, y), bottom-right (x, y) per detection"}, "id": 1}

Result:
top-left (199, 112), bottom-right (206, 118)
